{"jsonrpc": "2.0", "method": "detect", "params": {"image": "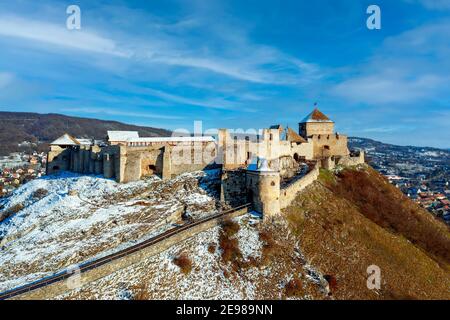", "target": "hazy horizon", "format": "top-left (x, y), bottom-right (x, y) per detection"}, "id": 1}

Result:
top-left (1, 109), bottom-right (449, 150)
